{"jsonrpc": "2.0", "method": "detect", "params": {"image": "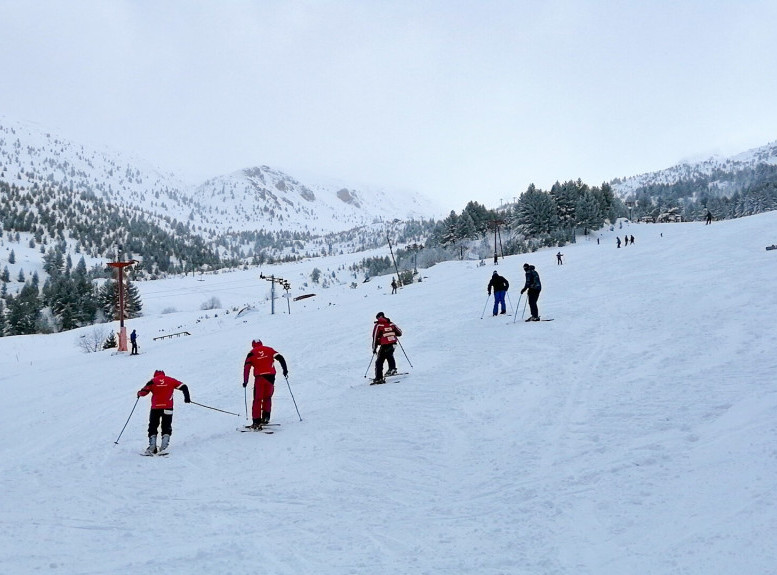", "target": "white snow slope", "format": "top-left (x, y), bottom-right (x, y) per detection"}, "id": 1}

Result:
top-left (1, 213), bottom-right (777, 575)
